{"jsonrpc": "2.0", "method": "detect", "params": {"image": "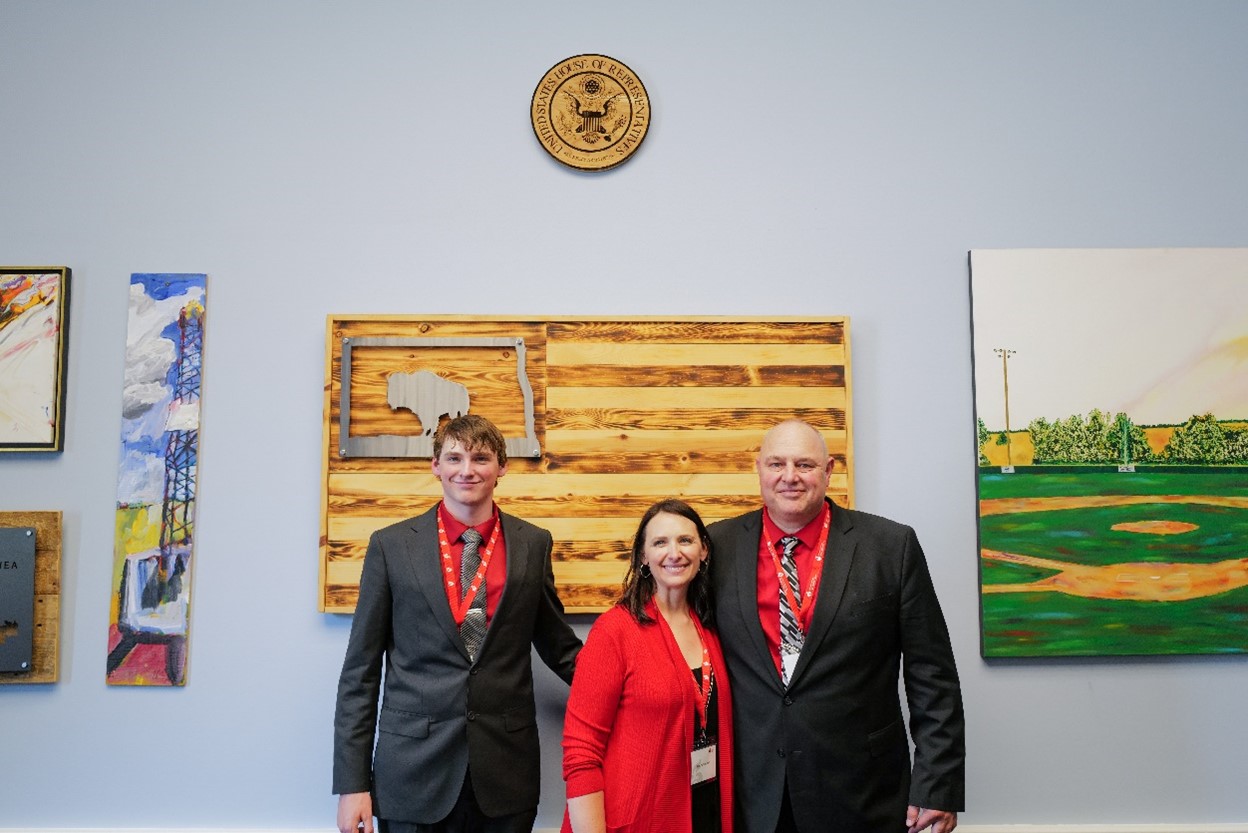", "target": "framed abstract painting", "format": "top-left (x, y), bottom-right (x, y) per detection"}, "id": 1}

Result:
top-left (0, 267), bottom-right (71, 452)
